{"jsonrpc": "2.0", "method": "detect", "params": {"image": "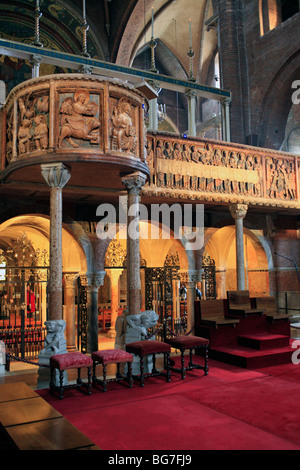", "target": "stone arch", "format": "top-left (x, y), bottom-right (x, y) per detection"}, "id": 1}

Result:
top-left (202, 224), bottom-right (271, 298)
top-left (257, 51), bottom-right (300, 149)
